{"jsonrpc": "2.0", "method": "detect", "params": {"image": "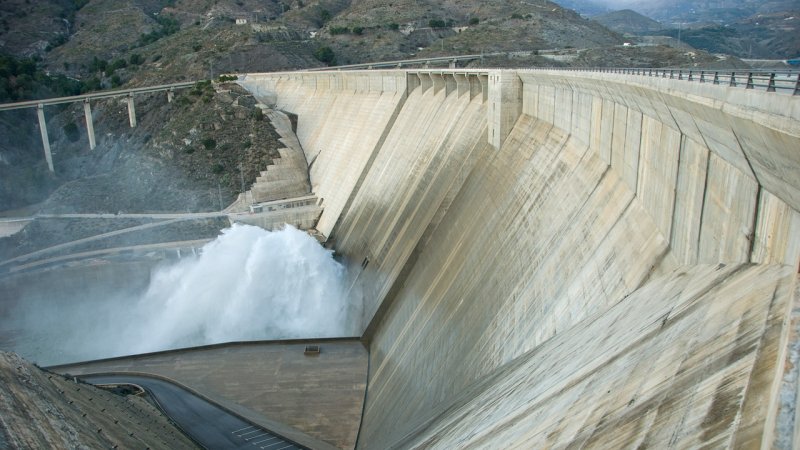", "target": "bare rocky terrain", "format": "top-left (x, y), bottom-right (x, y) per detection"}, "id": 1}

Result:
top-left (0, 351), bottom-right (197, 449)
